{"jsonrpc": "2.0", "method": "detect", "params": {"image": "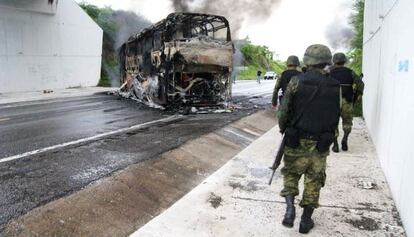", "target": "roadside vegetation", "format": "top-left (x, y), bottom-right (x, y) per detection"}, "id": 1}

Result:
top-left (79, 3), bottom-right (150, 87)
top-left (347, 0), bottom-right (364, 116)
top-left (237, 38), bottom-right (286, 80)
